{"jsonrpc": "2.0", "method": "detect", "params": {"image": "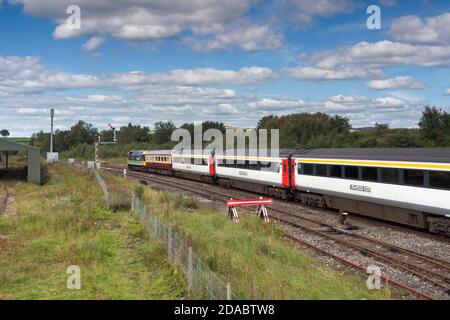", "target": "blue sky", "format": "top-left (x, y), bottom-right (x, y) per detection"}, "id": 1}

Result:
top-left (0, 0), bottom-right (449, 136)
